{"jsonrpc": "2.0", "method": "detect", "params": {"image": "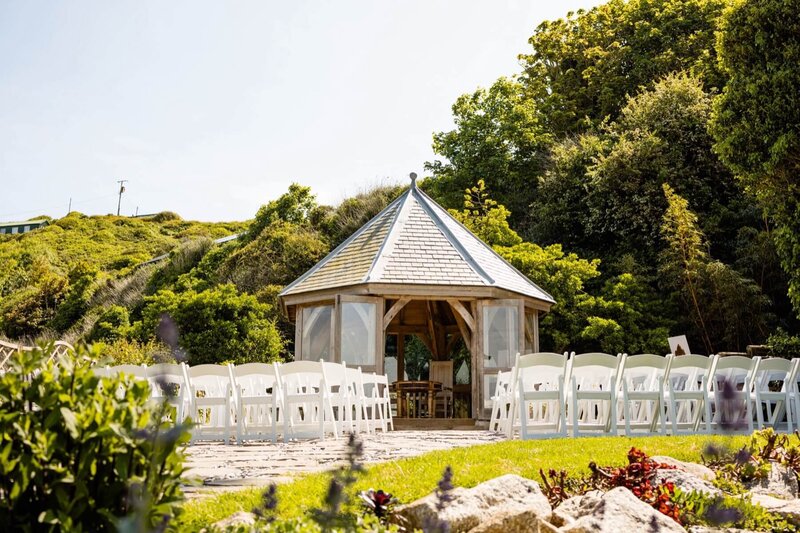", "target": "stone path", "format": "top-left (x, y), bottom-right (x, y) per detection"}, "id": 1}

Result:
top-left (184, 430), bottom-right (503, 494)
